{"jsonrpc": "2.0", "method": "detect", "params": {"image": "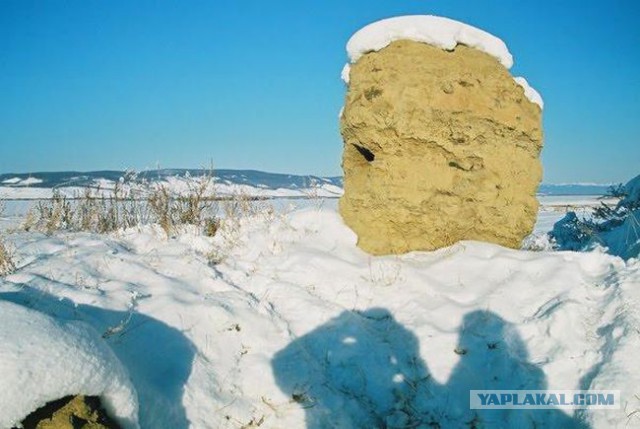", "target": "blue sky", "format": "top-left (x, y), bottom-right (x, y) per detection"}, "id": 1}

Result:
top-left (1, 1), bottom-right (638, 183)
